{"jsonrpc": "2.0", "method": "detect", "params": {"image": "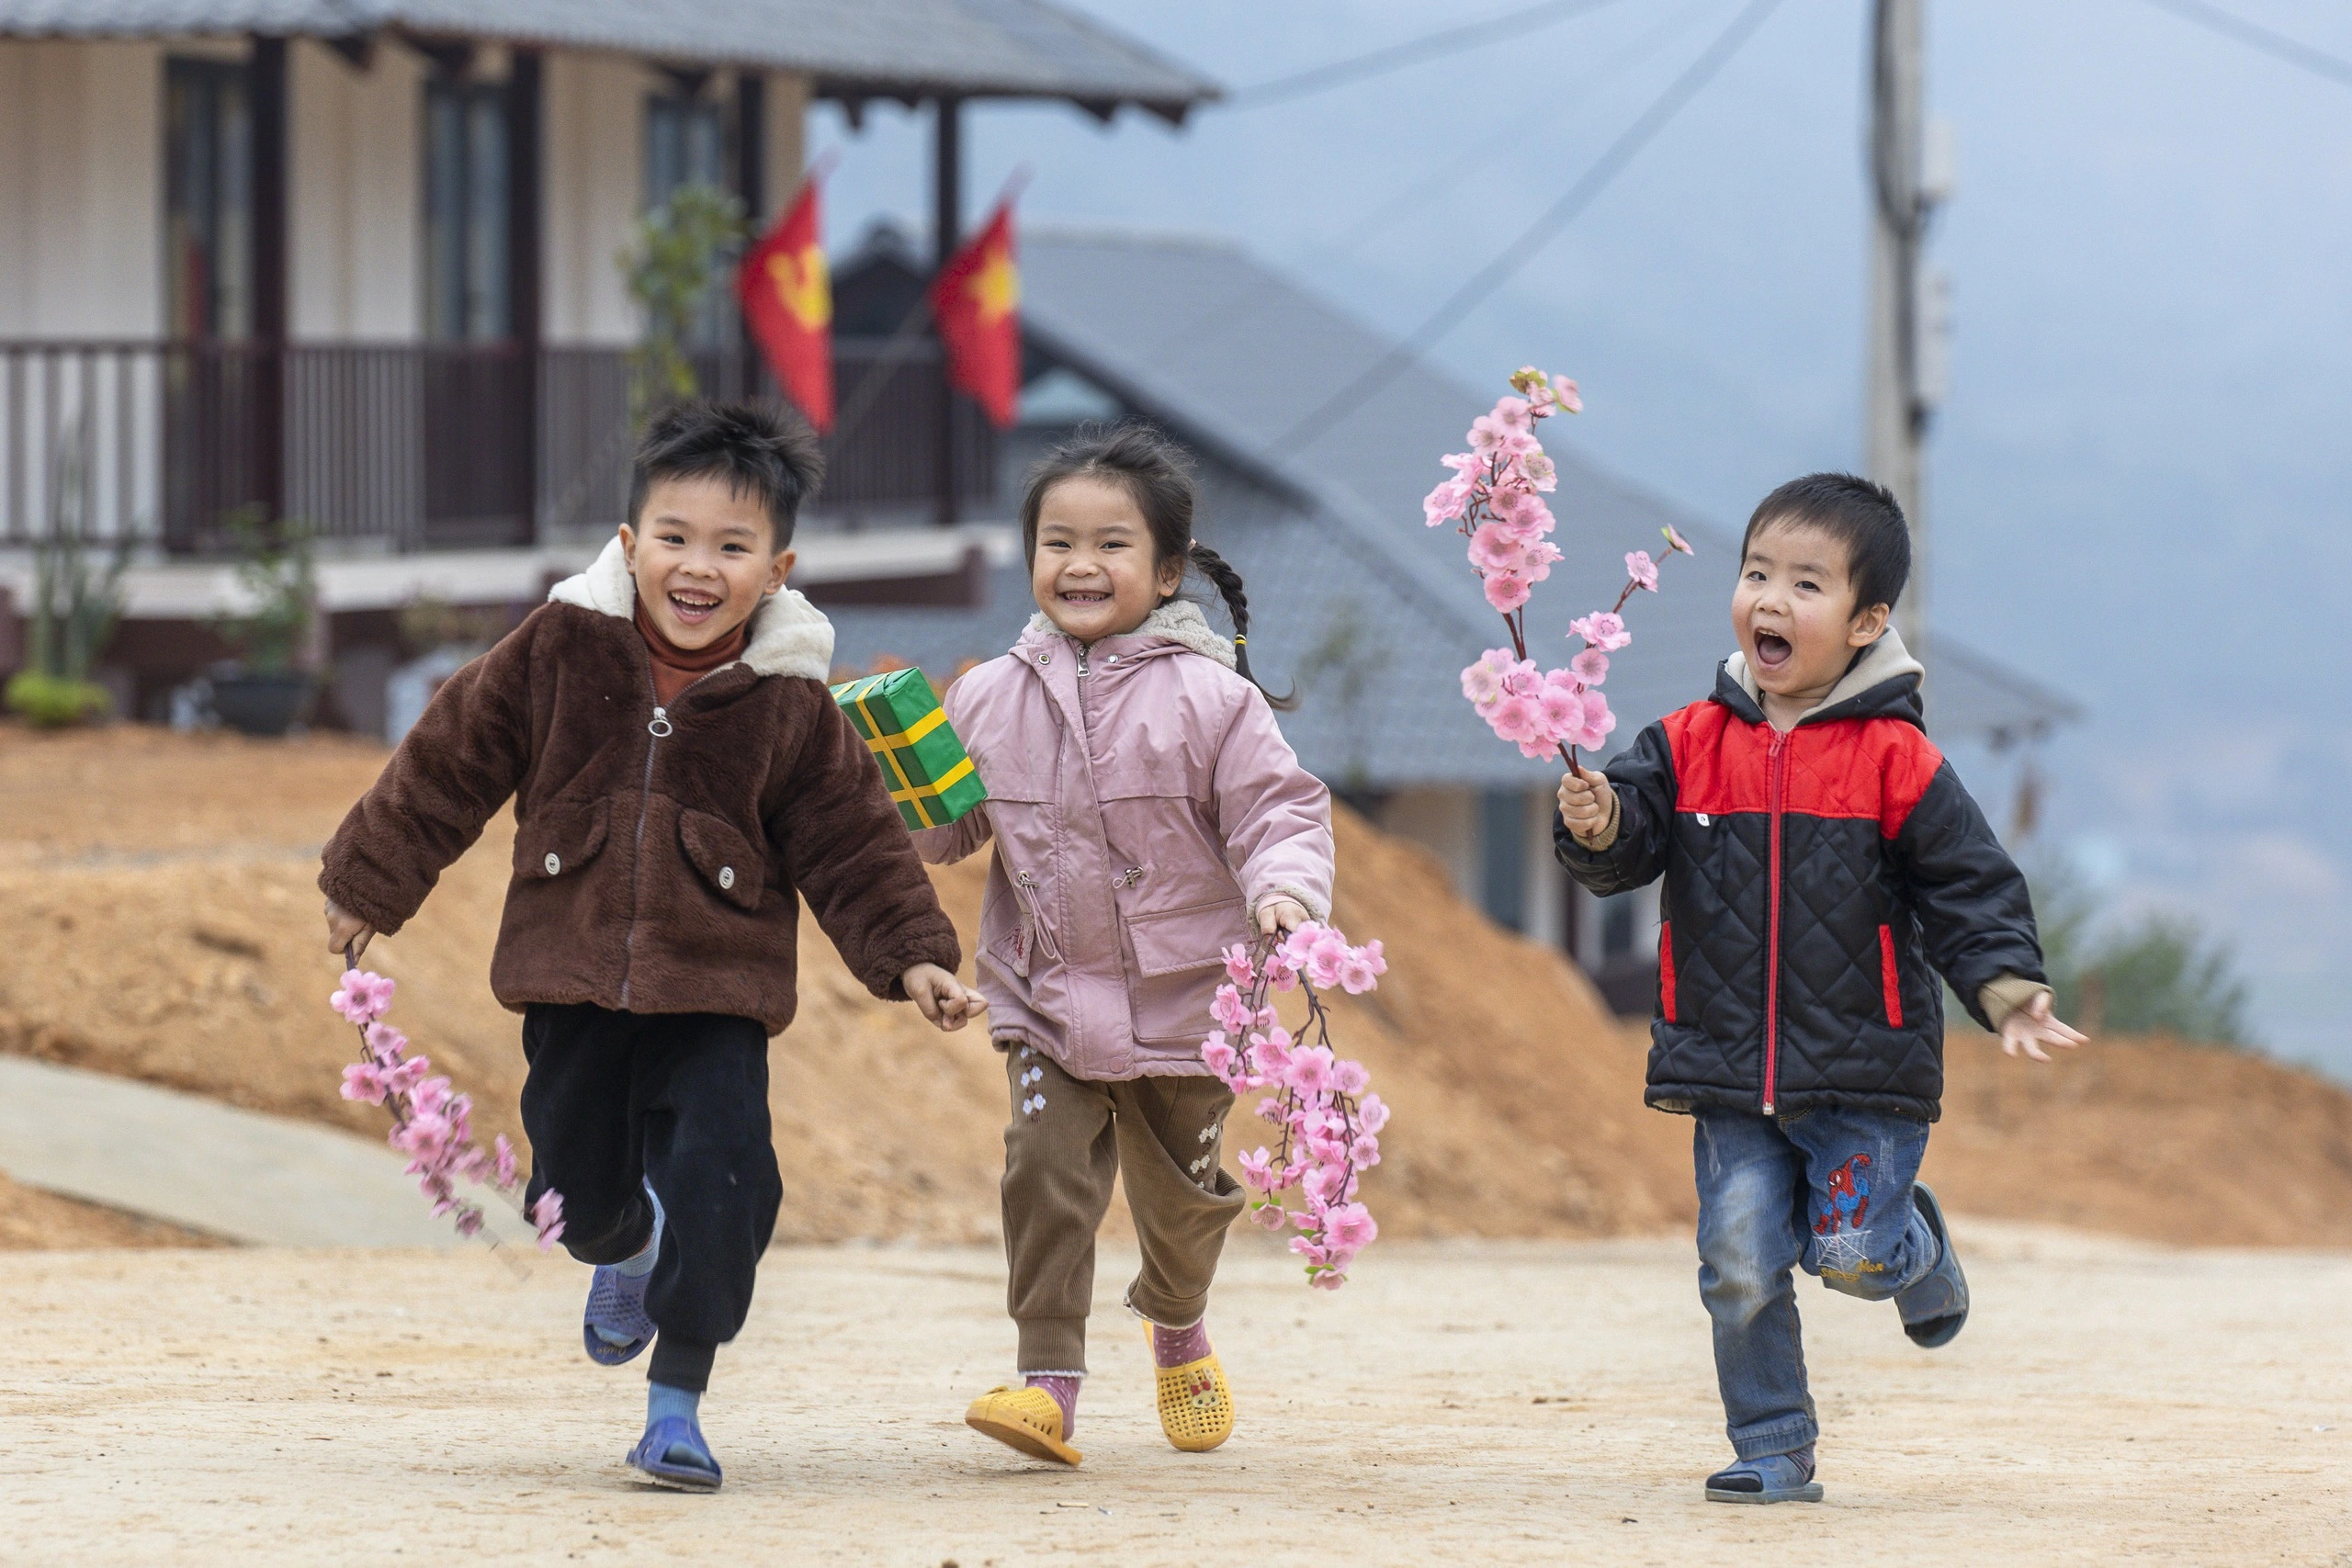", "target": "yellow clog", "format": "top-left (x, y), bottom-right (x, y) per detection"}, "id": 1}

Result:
top-left (965, 1384), bottom-right (1083, 1467)
top-left (1152, 1350), bottom-right (1235, 1452)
